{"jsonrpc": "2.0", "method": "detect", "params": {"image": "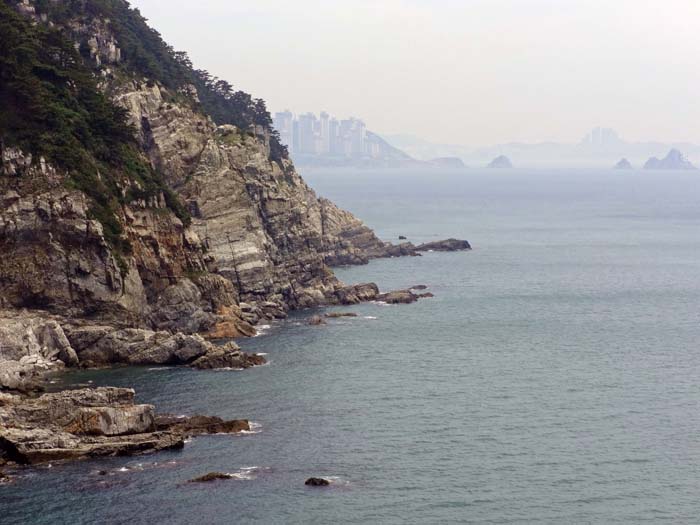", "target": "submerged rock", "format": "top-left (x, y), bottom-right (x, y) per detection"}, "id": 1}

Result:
top-left (308, 315), bottom-right (326, 326)
top-left (305, 477), bottom-right (331, 487)
top-left (189, 472), bottom-right (234, 483)
top-left (324, 312), bottom-right (358, 318)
